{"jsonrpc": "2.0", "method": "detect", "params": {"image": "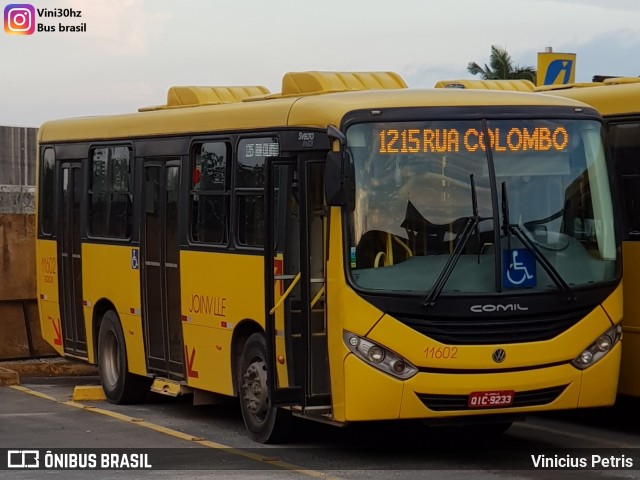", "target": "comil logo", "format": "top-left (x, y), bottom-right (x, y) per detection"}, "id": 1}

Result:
top-left (4, 4), bottom-right (35, 35)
